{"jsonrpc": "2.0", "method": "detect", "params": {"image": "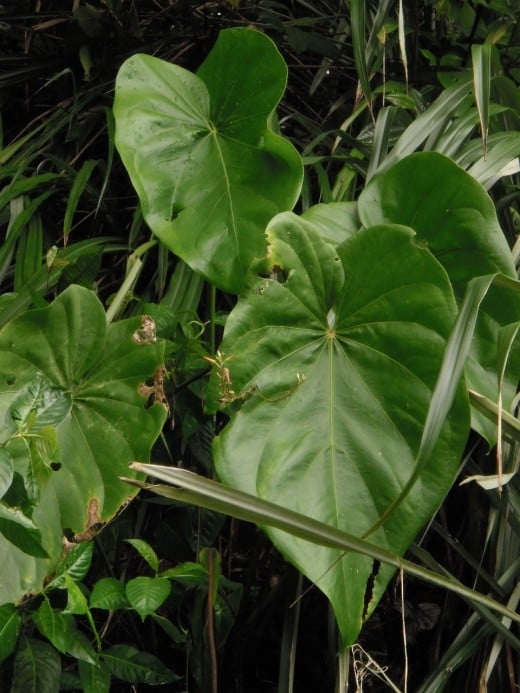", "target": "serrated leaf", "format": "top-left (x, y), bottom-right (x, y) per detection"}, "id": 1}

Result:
top-left (125, 538), bottom-right (159, 574)
top-left (89, 577), bottom-right (129, 610)
top-left (0, 603), bottom-right (21, 662)
top-left (102, 643), bottom-right (179, 684)
top-left (214, 218), bottom-right (468, 645)
top-left (11, 636), bottom-right (61, 693)
top-left (125, 577), bottom-right (171, 620)
top-left (114, 27), bottom-right (303, 293)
